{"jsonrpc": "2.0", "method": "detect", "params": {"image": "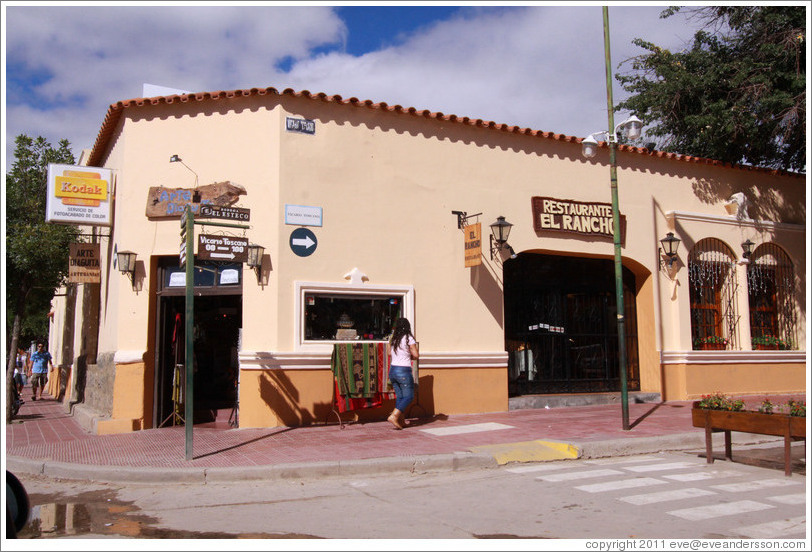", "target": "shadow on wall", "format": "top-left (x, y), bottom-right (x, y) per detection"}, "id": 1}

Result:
top-left (257, 369), bottom-right (438, 427)
top-left (408, 374), bottom-right (435, 419)
top-left (691, 176), bottom-right (805, 225)
top-left (259, 370), bottom-right (316, 426)
top-left (470, 262), bottom-right (504, 328)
